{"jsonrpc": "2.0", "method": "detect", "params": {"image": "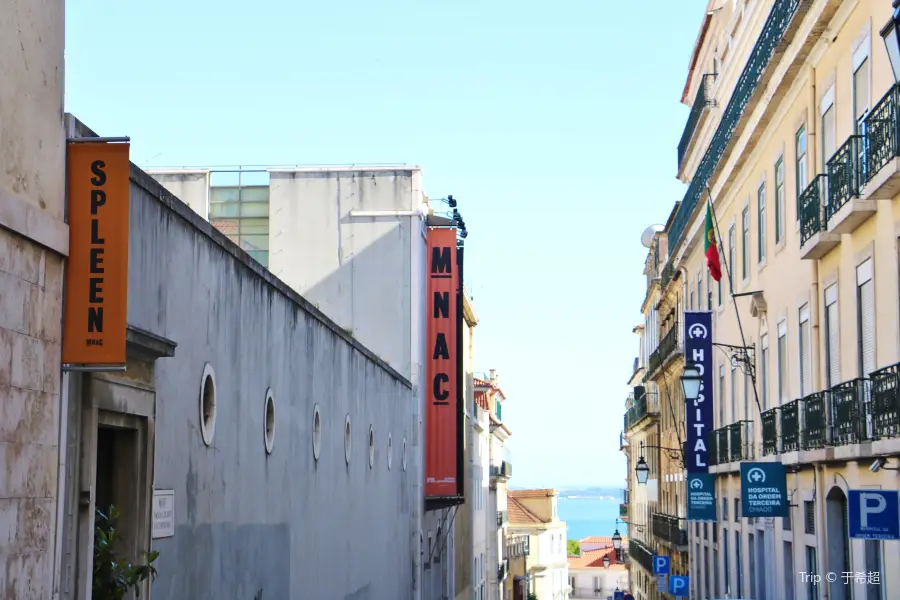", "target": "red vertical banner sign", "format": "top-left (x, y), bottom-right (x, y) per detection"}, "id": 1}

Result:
top-left (425, 227), bottom-right (459, 499)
